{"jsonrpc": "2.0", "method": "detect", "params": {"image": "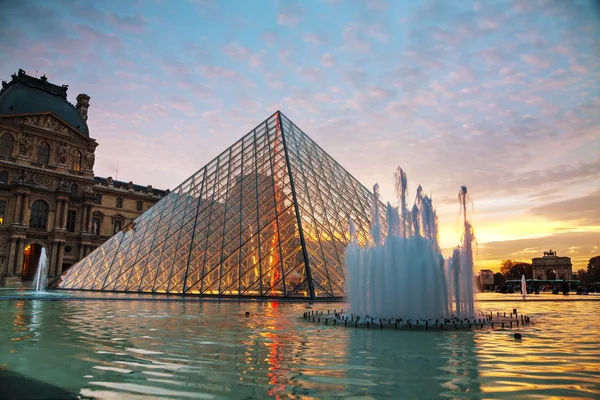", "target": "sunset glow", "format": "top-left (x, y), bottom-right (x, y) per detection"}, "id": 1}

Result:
top-left (2, 0), bottom-right (598, 273)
